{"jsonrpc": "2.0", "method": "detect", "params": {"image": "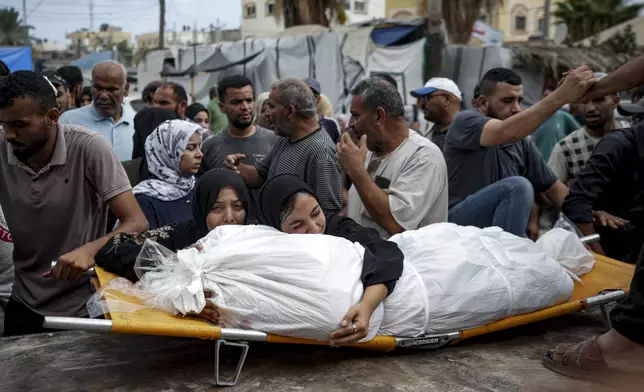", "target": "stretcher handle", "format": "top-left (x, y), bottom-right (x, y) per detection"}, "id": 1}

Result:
top-left (48, 261), bottom-right (96, 277)
top-left (580, 234), bottom-right (600, 245)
